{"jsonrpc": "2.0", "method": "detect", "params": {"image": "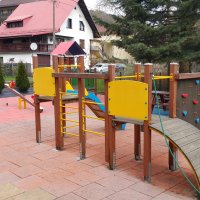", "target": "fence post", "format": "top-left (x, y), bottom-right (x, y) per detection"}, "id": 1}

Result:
top-left (144, 63), bottom-right (152, 182)
top-left (33, 55), bottom-right (41, 143)
top-left (134, 63), bottom-right (141, 160)
top-left (169, 63), bottom-right (179, 171)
